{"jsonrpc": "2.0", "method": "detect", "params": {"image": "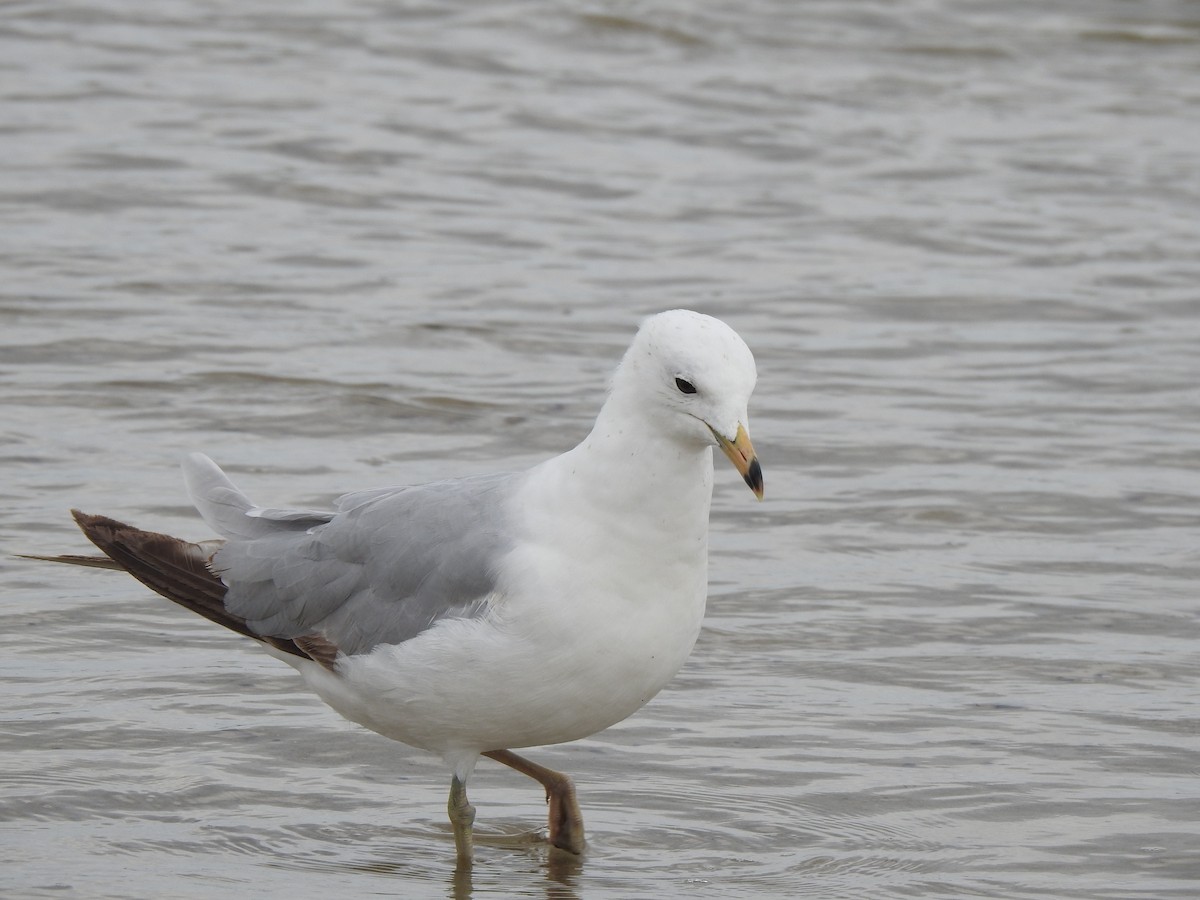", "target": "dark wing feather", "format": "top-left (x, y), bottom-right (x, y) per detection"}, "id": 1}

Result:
top-left (44, 469), bottom-right (517, 666)
top-left (67, 510), bottom-right (329, 667)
